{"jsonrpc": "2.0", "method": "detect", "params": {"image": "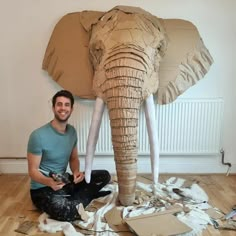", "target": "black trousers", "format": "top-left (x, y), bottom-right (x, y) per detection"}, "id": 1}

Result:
top-left (30, 170), bottom-right (111, 221)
